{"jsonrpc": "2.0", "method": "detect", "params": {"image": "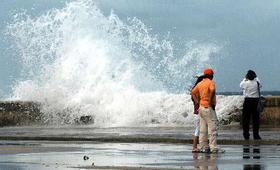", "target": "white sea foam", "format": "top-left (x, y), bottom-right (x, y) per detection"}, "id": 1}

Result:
top-left (7, 0), bottom-right (242, 126)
